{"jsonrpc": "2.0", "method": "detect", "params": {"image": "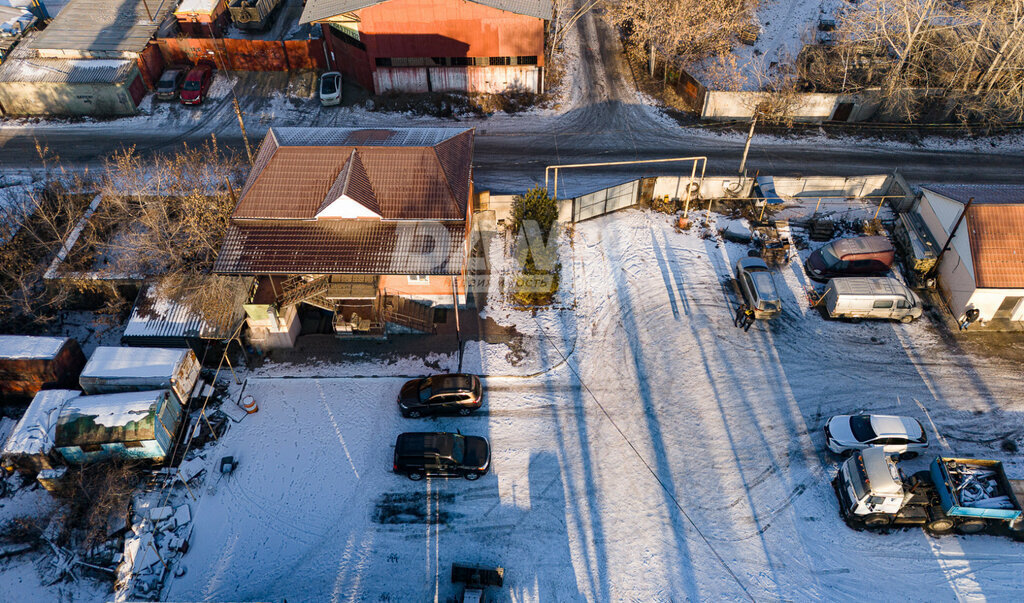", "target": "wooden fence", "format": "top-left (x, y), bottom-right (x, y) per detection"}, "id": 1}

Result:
top-left (155, 38), bottom-right (328, 71)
